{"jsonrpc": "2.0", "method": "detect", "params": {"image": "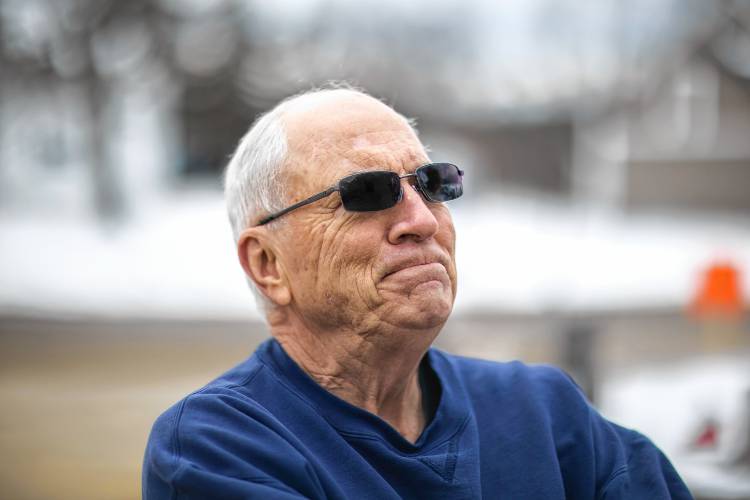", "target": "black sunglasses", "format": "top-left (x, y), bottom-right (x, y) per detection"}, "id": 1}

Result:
top-left (256, 162), bottom-right (464, 226)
